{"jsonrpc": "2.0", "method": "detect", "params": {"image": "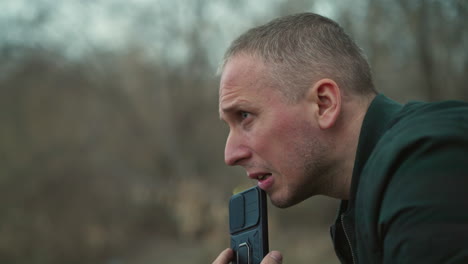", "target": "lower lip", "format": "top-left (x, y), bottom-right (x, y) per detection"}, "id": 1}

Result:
top-left (257, 175), bottom-right (274, 191)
